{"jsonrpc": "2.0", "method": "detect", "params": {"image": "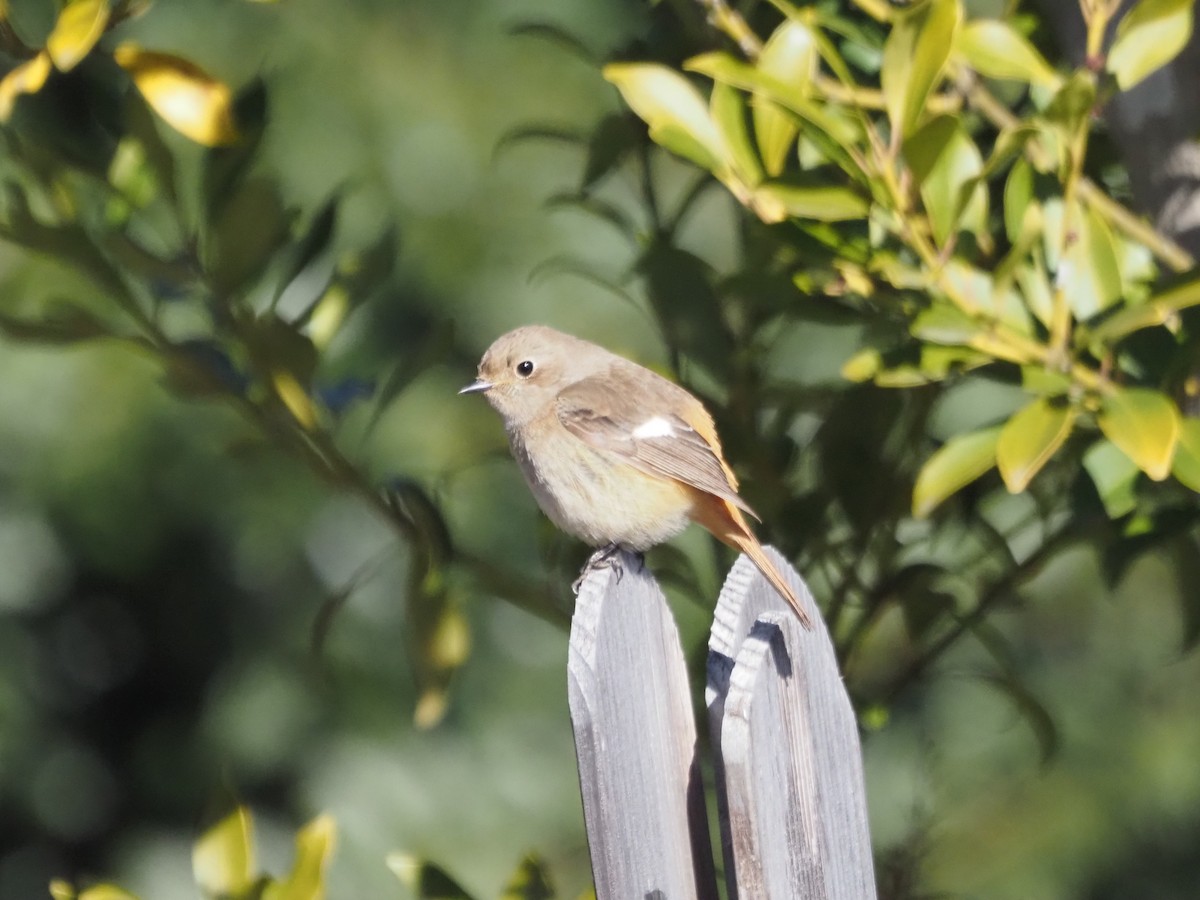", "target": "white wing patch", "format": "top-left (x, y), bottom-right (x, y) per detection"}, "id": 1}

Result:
top-left (632, 415), bottom-right (676, 439)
